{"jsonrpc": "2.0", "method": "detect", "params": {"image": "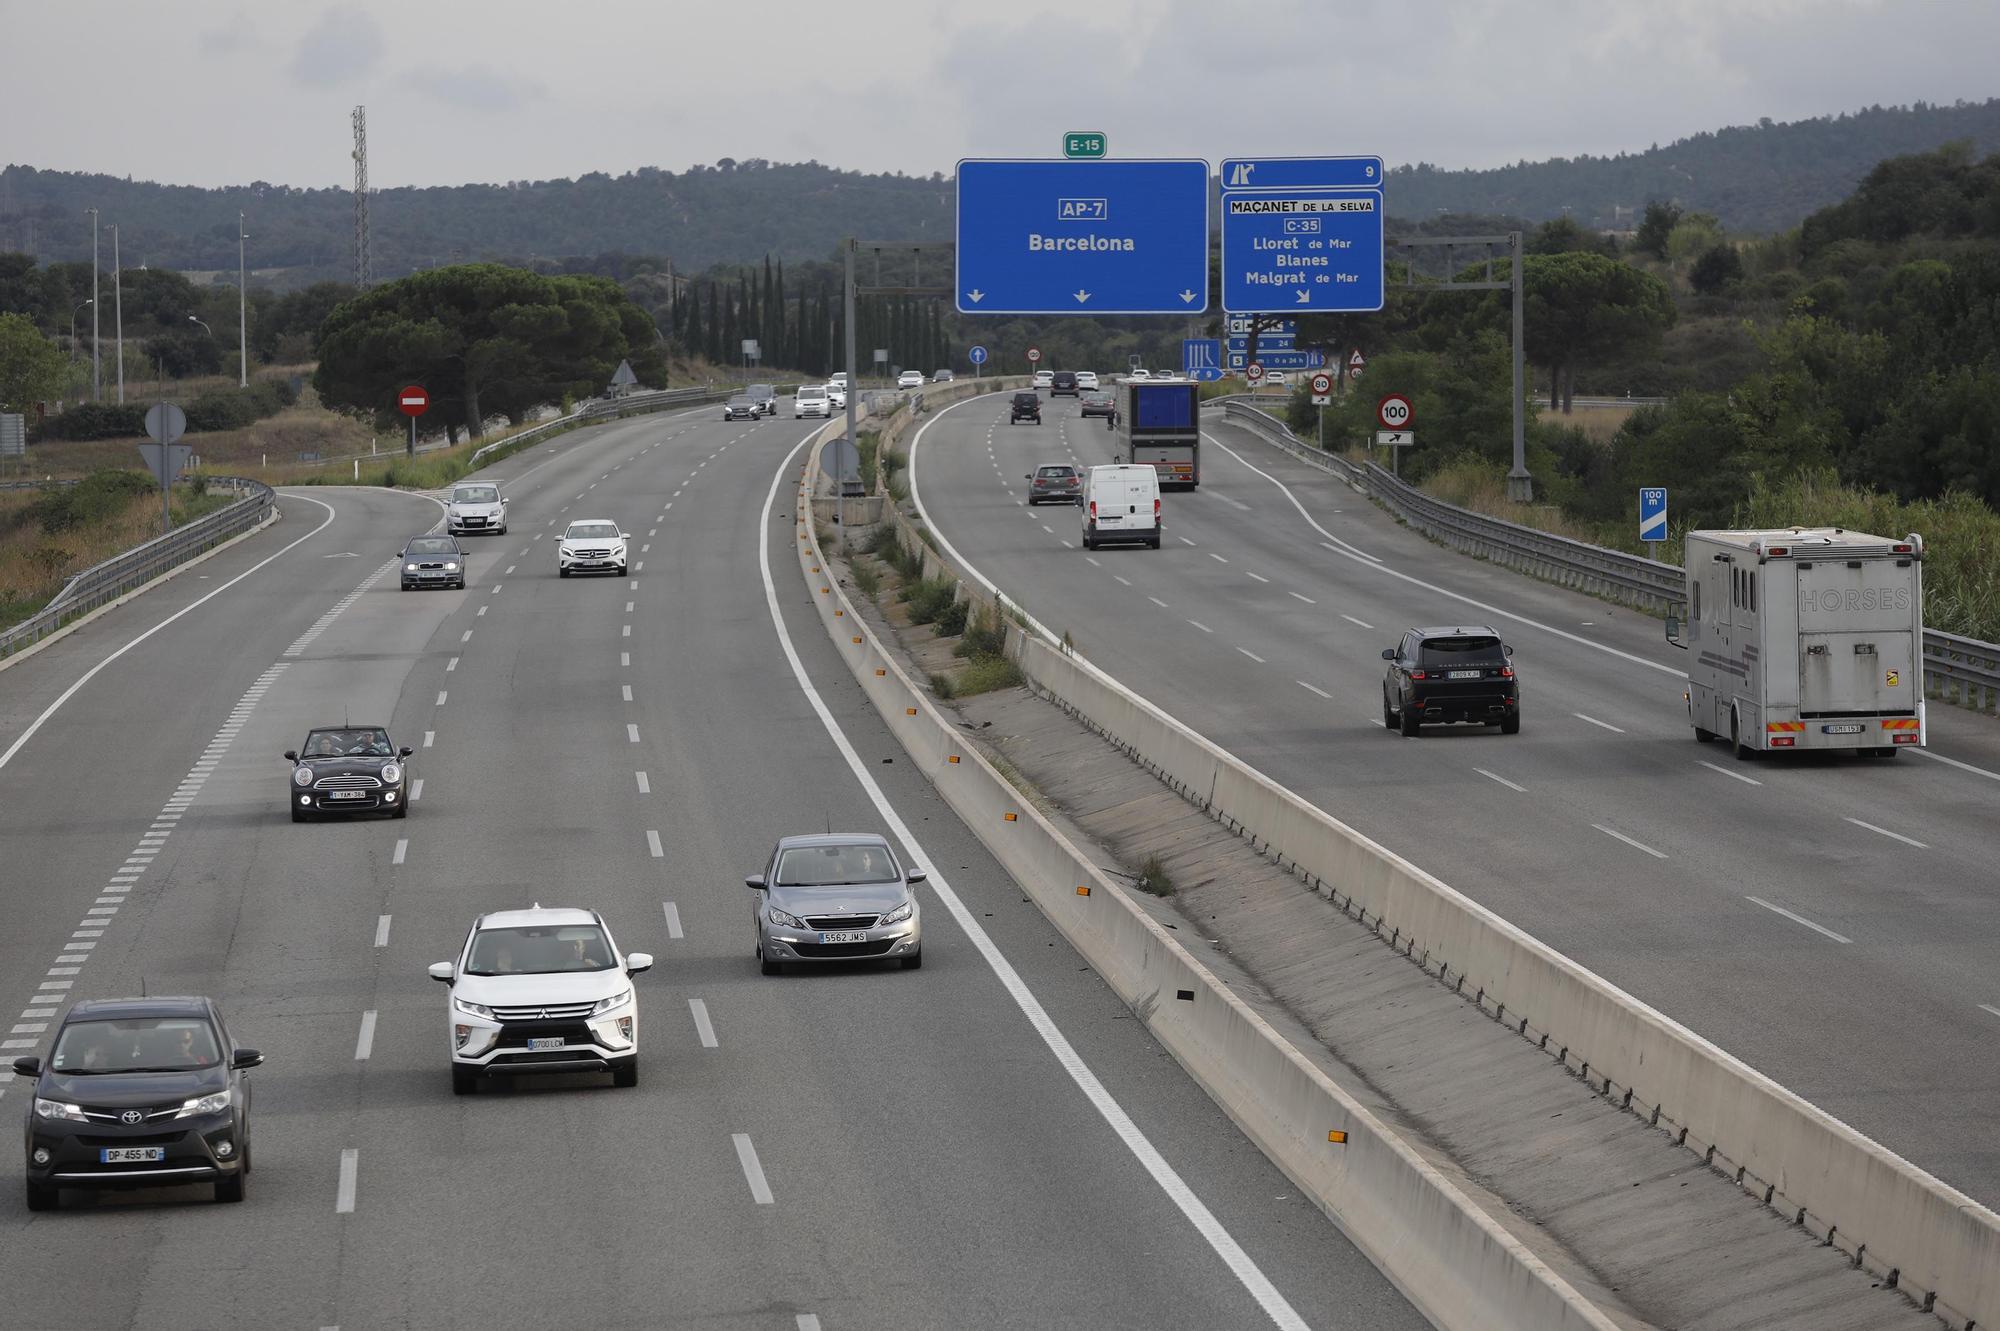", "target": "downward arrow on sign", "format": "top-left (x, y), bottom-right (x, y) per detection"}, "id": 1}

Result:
top-left (966, 290), bottom-right (984, 304)
top-left (1179, 290), bottom-right (1197, 304)
top-left (1073, 290), bottom-right (1091, 304)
